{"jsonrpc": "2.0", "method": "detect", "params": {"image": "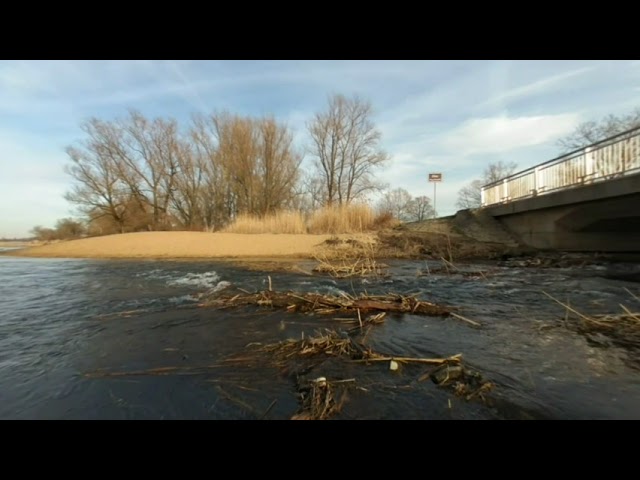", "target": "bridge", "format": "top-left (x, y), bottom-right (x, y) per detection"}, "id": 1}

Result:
top-left (480, 126), bottom-right (640, 252)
